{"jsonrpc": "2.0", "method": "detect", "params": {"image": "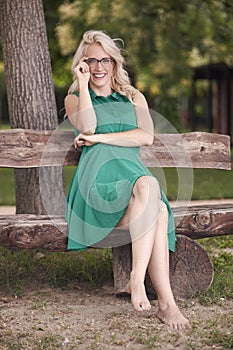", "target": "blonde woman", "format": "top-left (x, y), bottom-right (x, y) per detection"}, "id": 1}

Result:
top-left (65, 30), bottom-right (190, 330)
